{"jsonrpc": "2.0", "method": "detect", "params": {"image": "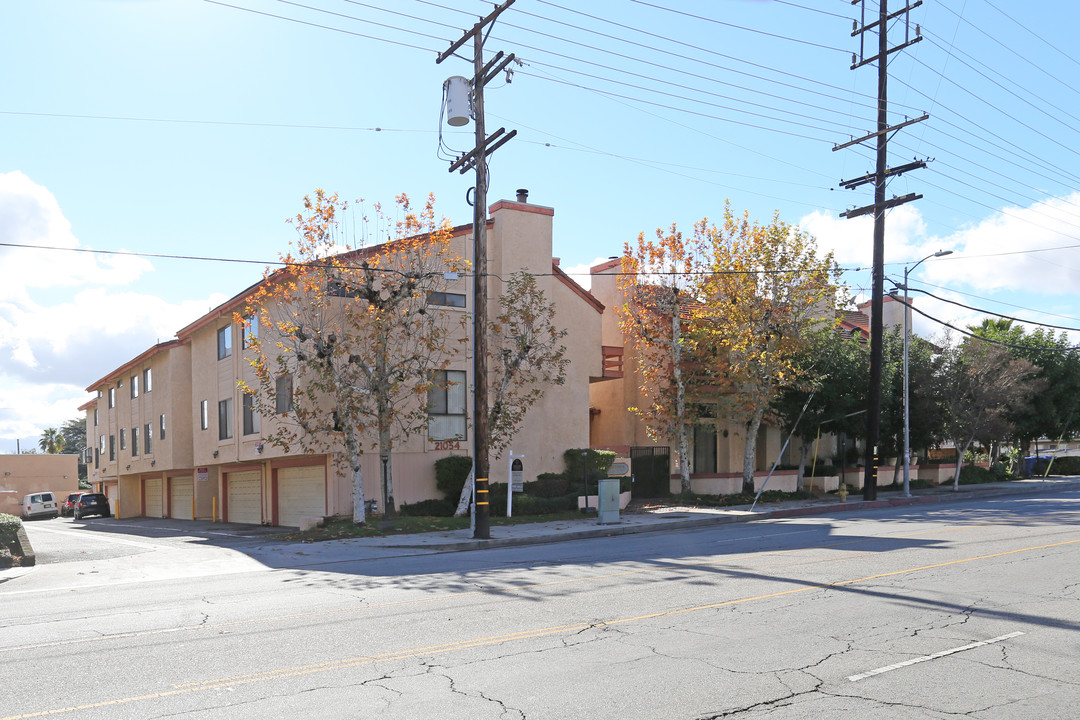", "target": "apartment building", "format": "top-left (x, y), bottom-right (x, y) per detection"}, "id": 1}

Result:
top-left (84, 194), bottom-right (613, 525)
